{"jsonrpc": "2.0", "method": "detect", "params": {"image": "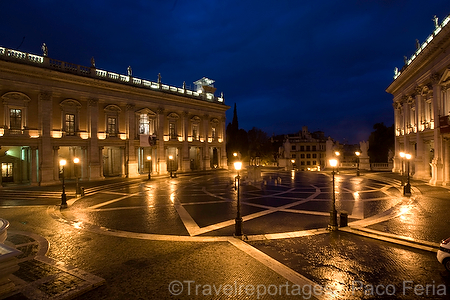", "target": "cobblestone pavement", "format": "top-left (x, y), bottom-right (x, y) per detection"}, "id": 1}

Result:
top-left (1, 169), bottom-right (450, 299)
